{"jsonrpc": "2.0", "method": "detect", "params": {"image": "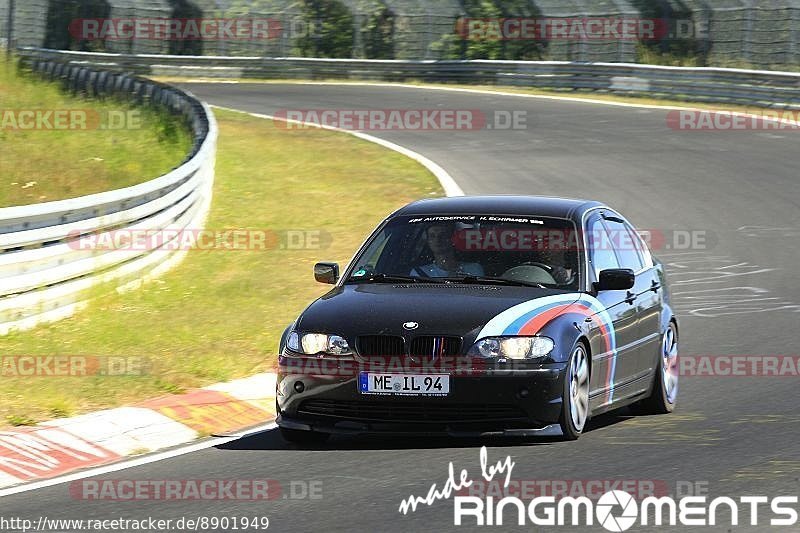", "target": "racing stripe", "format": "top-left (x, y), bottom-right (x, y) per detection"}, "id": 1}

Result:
top-left (517, 303), bottom-right (576, 335)
top-left (475, 293), bottom-right (619, 405)
top-left (477, 294), bottom-right (580, 338)
top-left (503, 299), bottom-right (578, 334)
